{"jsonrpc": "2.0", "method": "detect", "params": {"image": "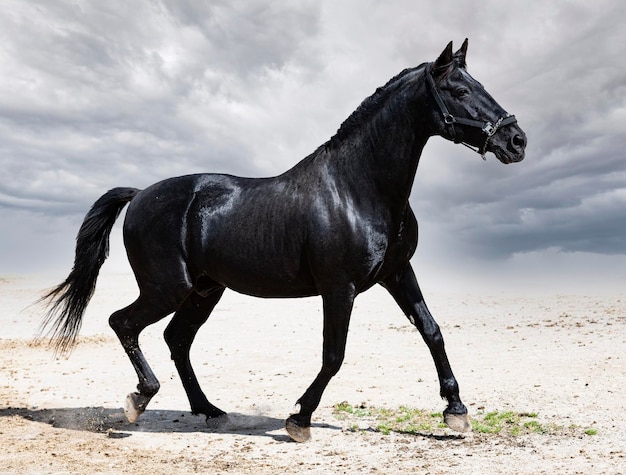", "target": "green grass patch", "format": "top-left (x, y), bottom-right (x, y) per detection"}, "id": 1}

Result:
top-left (333, 402), bottom-right (447, 435)
top-left (332, 403), bottom-right (596, 438)
top-left (471, 410), bottom-right (552, 435)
